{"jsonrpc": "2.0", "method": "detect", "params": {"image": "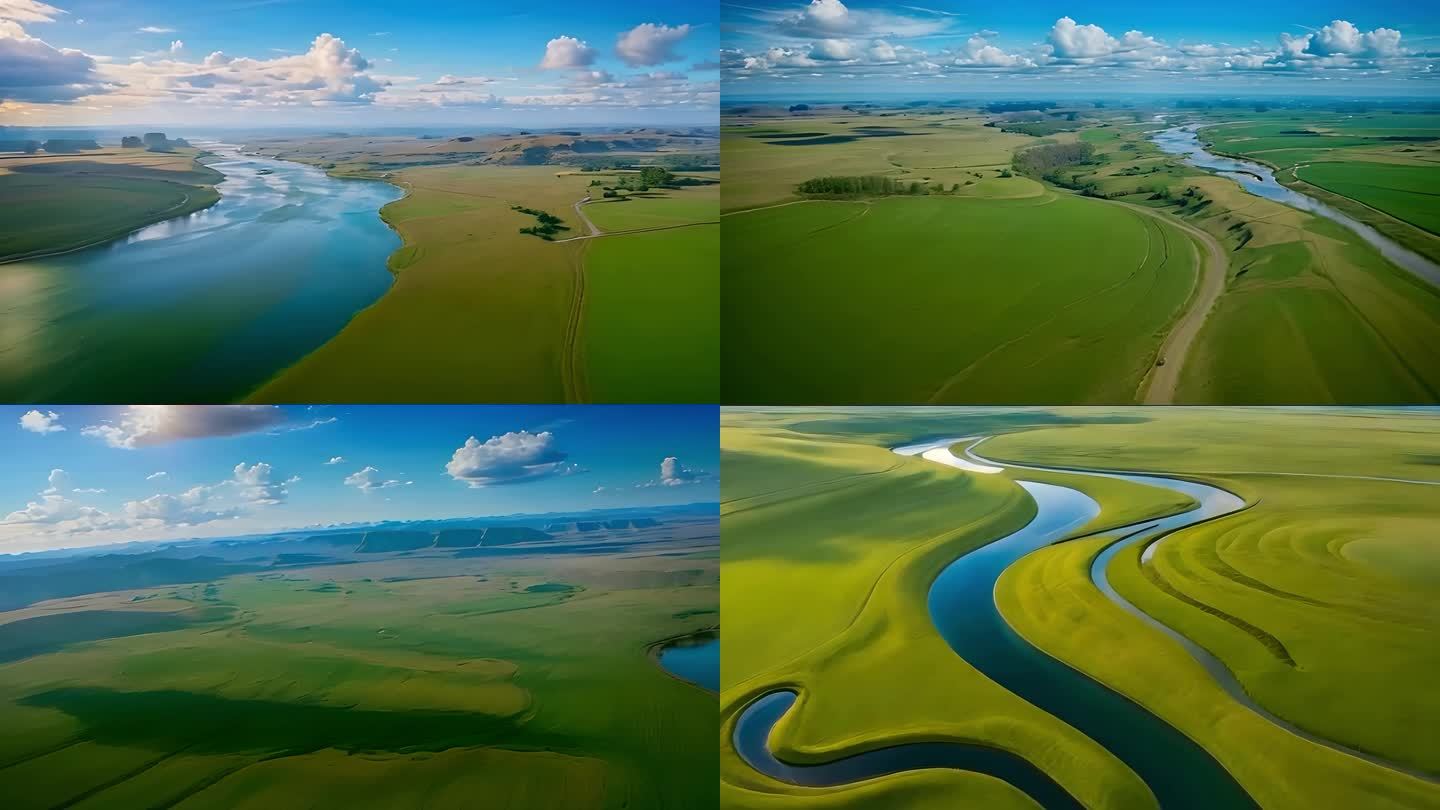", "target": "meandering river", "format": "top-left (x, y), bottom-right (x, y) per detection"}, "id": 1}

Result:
top-left (734, 436), bottom-right (1439, 806)
top-left (1150, 126), bottom-right (1440, 288)
top-left (0, 142), bottom-right (402, 402)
